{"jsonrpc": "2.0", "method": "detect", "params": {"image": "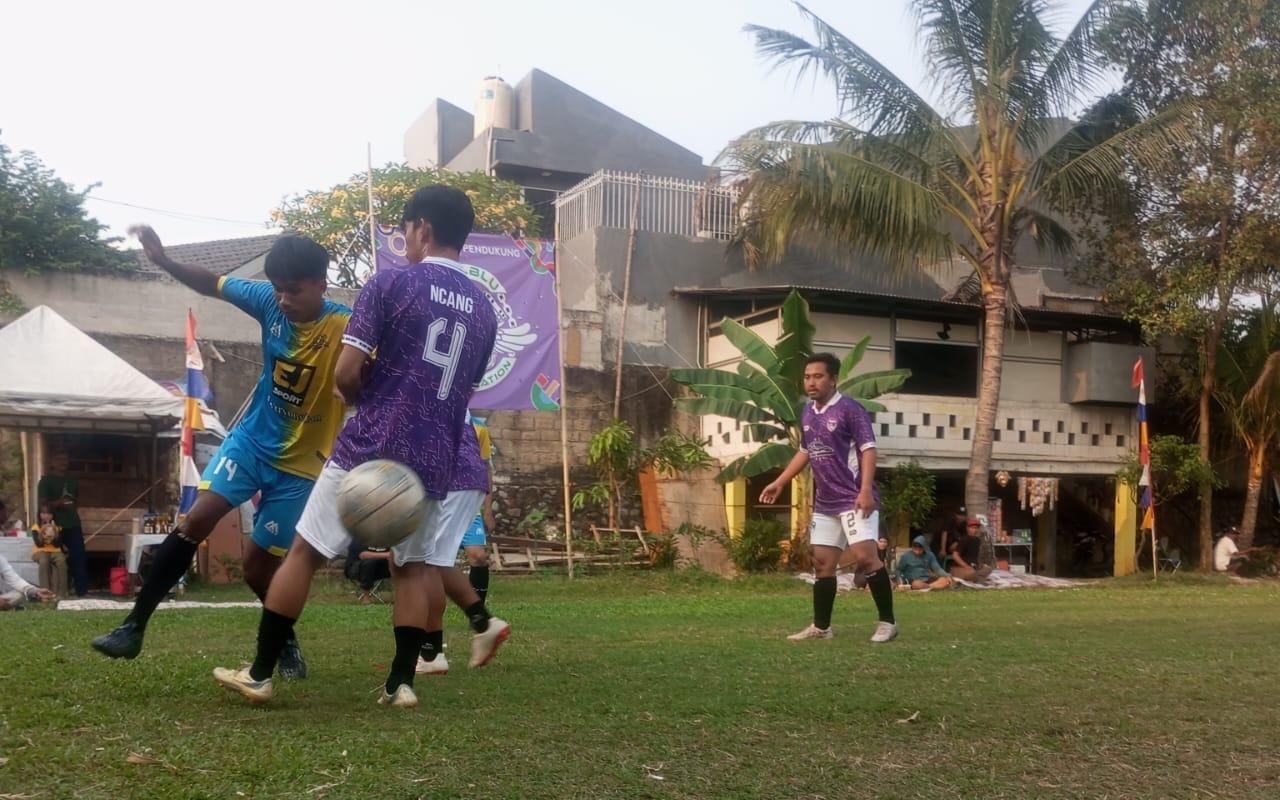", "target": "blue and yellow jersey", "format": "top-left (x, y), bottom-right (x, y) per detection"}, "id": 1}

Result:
top-left (470, 414), bottom-right (492, 463)
top-left (217, 276), bottom-right (352, 481)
